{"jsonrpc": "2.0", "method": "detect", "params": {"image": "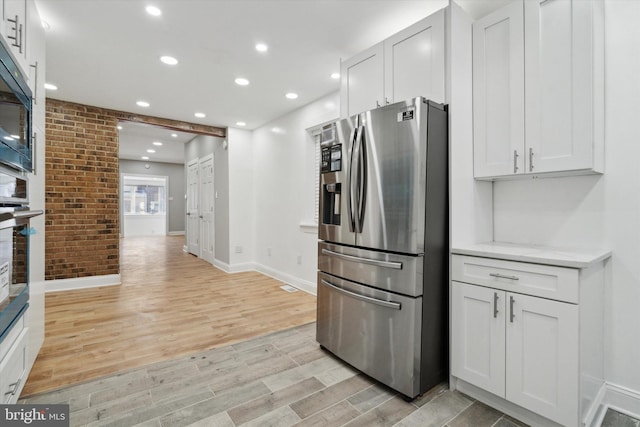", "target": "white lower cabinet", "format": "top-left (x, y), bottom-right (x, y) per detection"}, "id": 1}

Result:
top-left (453, 282), bottom-right (578, 426)
top-left (451, 248), bottom-right (608, 427)
top-left (0, 316), bottom-right (29, 404)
